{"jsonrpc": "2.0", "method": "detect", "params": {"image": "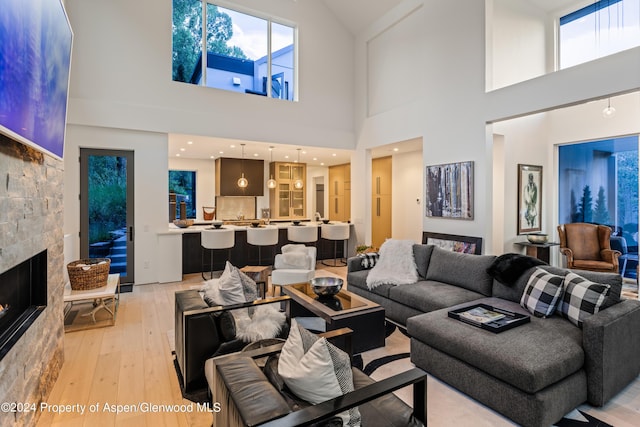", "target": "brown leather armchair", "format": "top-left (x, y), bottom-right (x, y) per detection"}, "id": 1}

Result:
top-left (557, 223), bottom-right (621, 273)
